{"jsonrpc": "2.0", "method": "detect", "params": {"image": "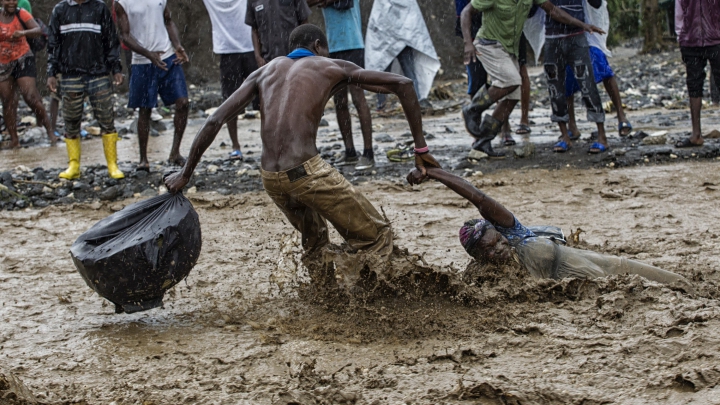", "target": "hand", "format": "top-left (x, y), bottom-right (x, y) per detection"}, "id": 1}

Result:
top-left (463, 41), bottom-right (477, 65)
top-left (406, 168), bottom-right (427, 186)
top-left (12, 30), bottom-right (25, 38)
top-left (174, 46), bottom-right (189, 64)
top-left (148, 51), bottom-right (168, 71)
top-left (47, 76), bottom-right (58, 93)
top-left (255, 54), bottom-right (267, 68)
top-left (113, 73), bottom-right (124, 86)
top-left (583, 24), bottom-right (606, 35)
top-left (164, 171), bottom-right (190, 193)
top-left (415, 151), bottom-right (441, 170)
